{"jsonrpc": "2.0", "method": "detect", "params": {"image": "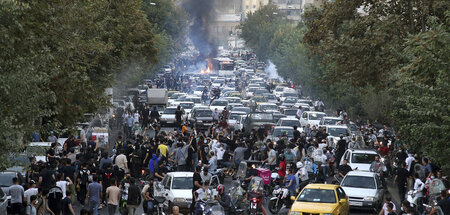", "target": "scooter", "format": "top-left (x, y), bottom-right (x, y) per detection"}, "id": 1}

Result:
top-left (268, 186), bottom-right (293, 214)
